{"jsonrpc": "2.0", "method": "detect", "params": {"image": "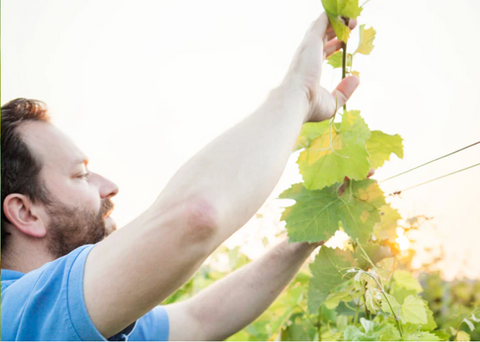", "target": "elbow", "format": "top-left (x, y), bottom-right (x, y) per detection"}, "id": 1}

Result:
top-left (182, 196), bottom-right (219, 243)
